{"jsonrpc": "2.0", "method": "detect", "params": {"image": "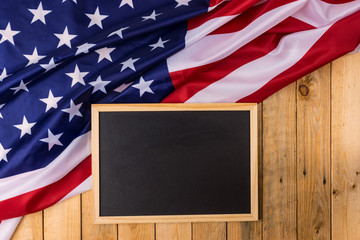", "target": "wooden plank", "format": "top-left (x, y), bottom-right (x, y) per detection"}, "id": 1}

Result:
top-left (11, 211), bottom-right (43, 240)
top-left (118, 224), bottom-right (154, 240)
top-left (227, 103), bottom-right (263, 240)
top-left (192, 222), bottom-right (226, 240)
top-left (81, 190), bottom-right (117, 240)
top-left (296, 65), bottom-right (331, 239)
top-left (227, 222), bottom-right (262, 240)
top-left (43, 196), bottom-right (81, 240)
top-left (156, 223), bottom-right (191, 240)
top-left (331, 53), bottom-right (360, 239)
top-left (297, 65), bottom-right (332, 238)
top-left (262, 82), bottom-right (297, 239)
